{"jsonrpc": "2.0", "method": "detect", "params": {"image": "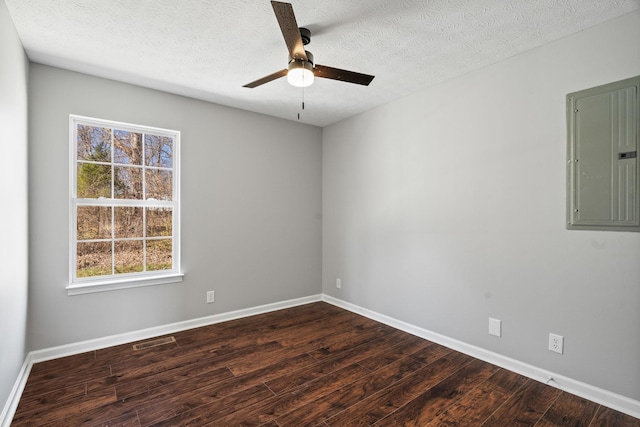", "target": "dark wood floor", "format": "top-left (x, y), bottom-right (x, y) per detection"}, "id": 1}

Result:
top-left (12, 302), bottom-right (640, 426)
